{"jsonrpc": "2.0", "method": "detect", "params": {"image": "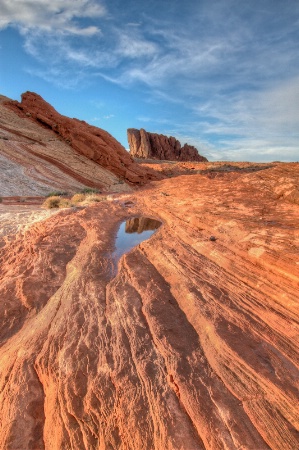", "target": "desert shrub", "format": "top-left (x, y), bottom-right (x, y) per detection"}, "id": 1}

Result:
top-left (82, 194), bottom-right (105, 205)
top-left (71, 193), bottom-right (86, 204)
top-left (43, 191), bottom-right (106, 208)
top-left (76, 194), bottom-right (107, 206)
top-left (45, 190), bottom-right (68, 198)
top-left (58, 198), bottom-right (72, 208)
top-left (42, 196), bottom-right (73, 209)
top-left (42, 196), bottom-right (61, 208)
